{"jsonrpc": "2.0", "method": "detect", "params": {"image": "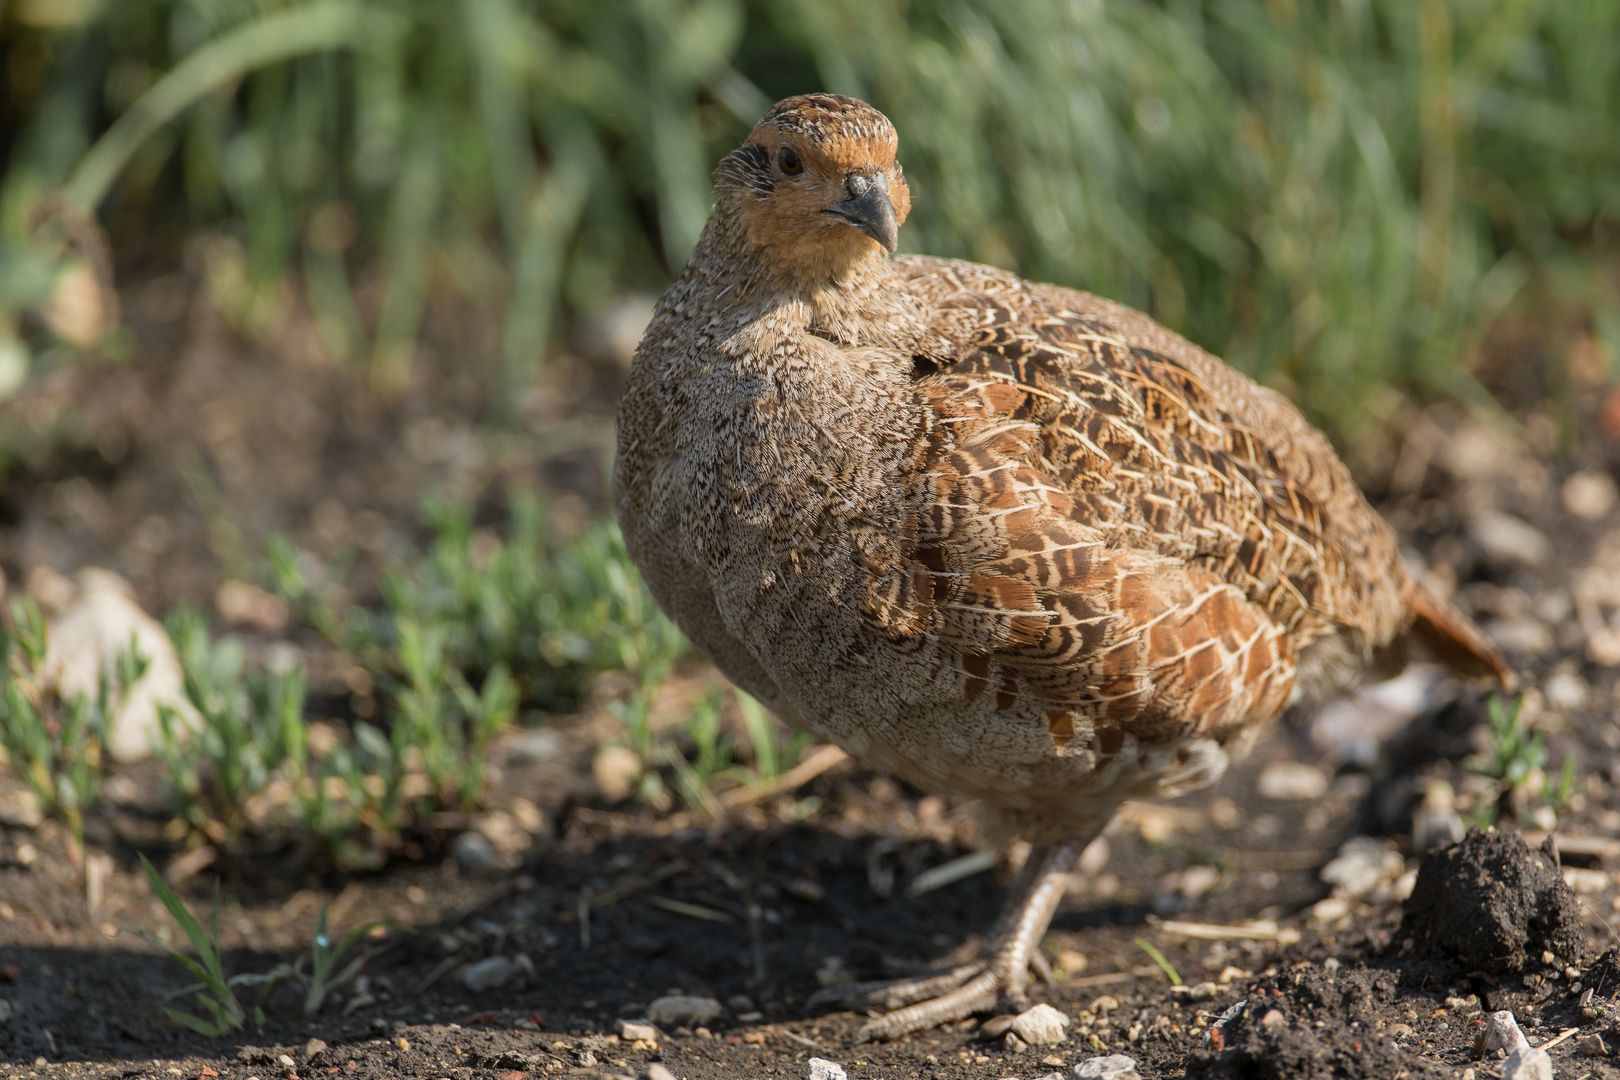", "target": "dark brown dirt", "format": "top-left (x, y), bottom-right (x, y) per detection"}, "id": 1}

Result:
top-left (1403, 828), bottom-right (1589, 977)
top-left (1185, 966), bottom-right (1449, 1080)
top-left (4, 264), bottom-right (1620, 1079)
